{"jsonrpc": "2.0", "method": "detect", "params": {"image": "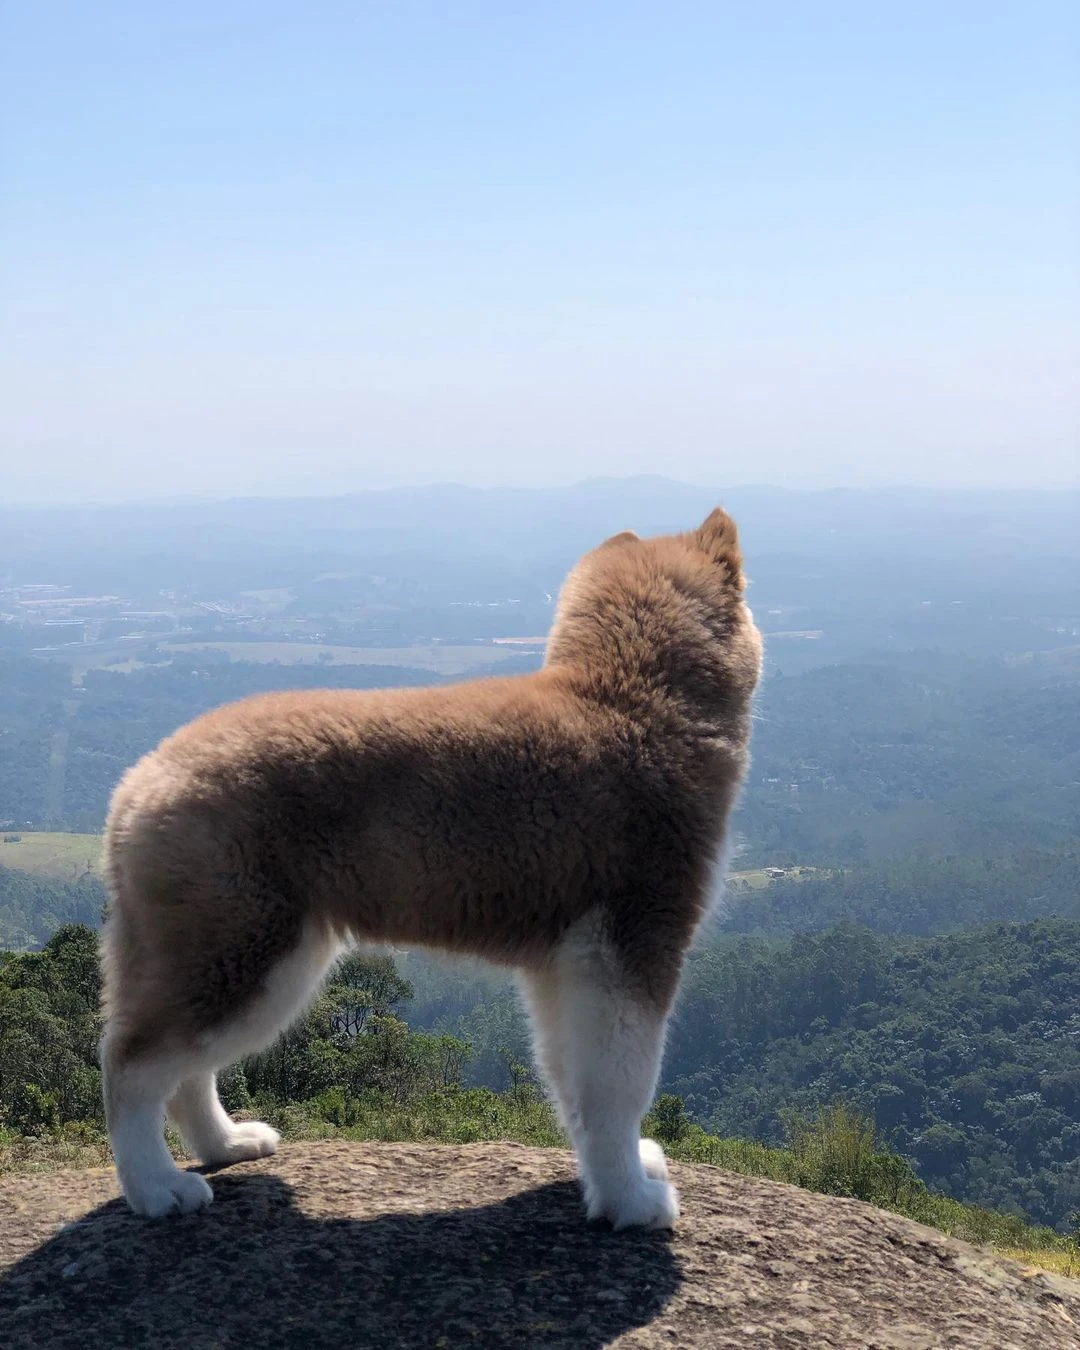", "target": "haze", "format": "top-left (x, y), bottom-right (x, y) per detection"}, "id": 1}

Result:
top-left (2, 2), bottom-right (1078, 505)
